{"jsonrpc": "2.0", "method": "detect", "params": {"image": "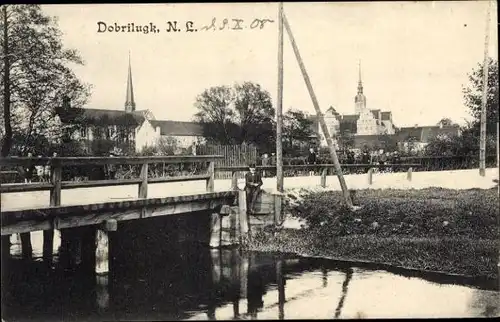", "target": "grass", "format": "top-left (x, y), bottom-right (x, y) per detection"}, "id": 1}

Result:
top-left (244, 187), bottom-right (500, 280)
